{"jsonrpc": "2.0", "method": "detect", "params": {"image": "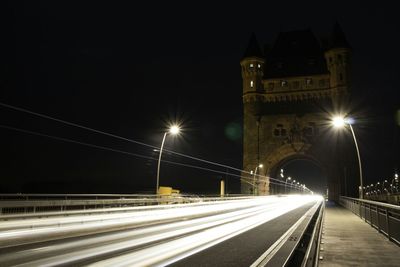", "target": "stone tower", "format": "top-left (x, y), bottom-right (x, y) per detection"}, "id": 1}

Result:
top-left (241, 23), bottom-right (352, 200)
